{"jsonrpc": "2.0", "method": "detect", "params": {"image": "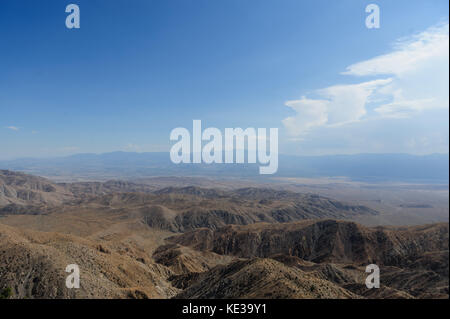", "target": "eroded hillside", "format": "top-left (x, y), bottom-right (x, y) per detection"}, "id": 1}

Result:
top-left (0, 171), bottom-right (448, 299)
